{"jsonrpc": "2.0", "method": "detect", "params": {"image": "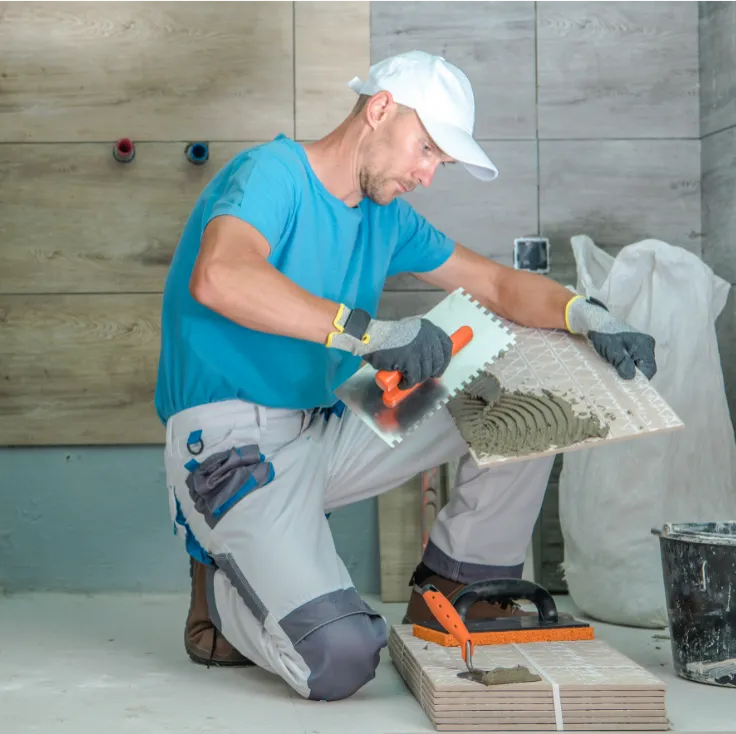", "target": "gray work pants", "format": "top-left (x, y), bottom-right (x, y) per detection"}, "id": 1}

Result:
top-left (164, 399), bottom-right (554, 700)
